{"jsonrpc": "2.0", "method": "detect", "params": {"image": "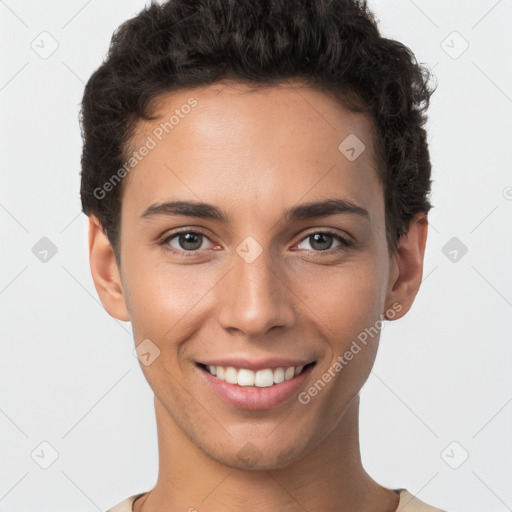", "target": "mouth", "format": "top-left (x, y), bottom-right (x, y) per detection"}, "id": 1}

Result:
top-left (195, 361), bottom-right (317, 410)
top-left (196, 362), bottom-right (316, 387)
